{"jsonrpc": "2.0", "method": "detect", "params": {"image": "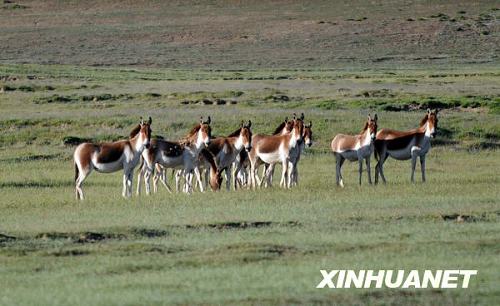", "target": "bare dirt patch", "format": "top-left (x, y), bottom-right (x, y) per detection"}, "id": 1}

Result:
top-left (184, 220), bottom-right (300, 230)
